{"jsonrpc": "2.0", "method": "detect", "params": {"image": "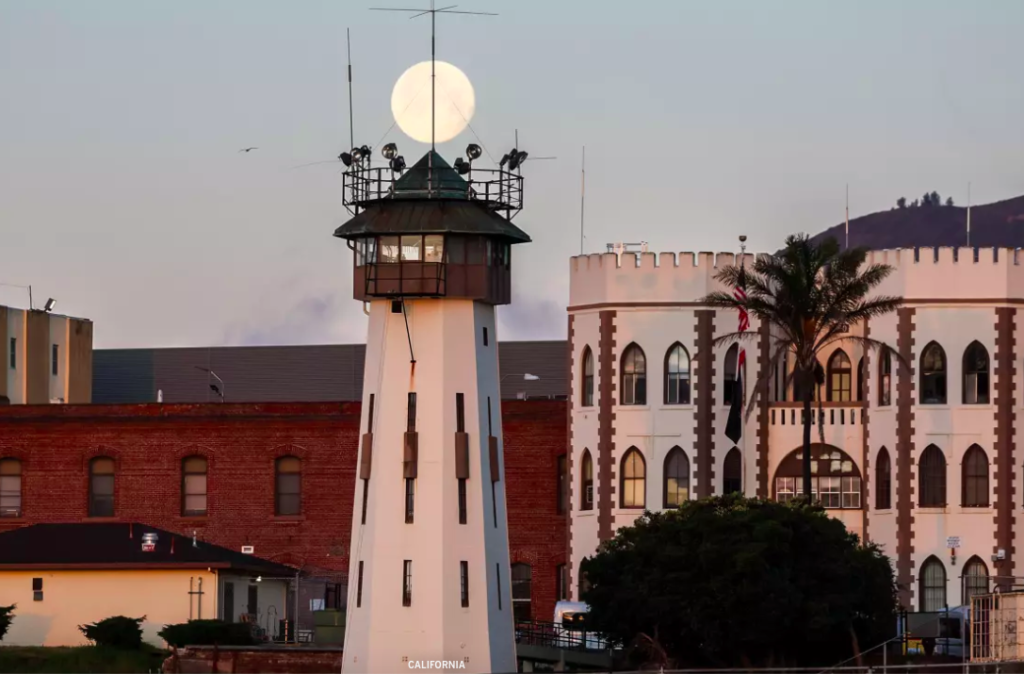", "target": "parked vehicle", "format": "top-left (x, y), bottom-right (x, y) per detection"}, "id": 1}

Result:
top-left (553, 601), bottom-right (613, 650)
top-left (898, 606), bottom-right (966, 657)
